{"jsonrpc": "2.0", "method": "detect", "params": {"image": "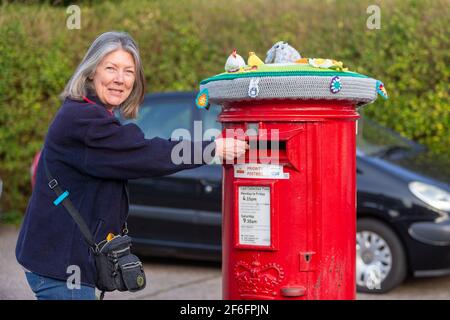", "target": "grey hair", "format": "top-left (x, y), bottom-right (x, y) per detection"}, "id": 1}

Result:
top-left (60, 31), bottom-right (146, 119)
